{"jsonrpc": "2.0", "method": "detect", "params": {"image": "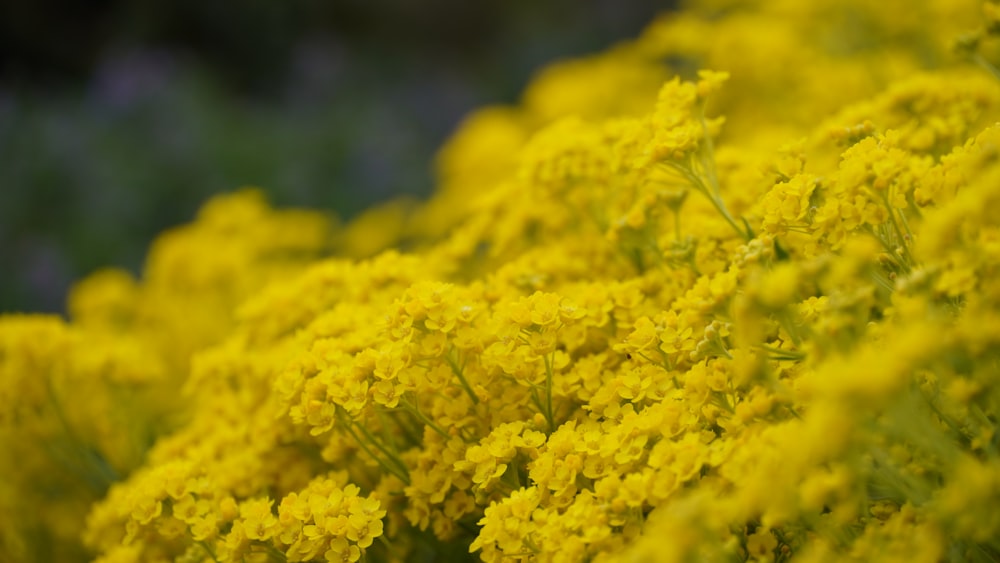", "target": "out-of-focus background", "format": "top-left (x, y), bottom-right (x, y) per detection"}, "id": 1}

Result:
top-left (0, 0), bottom-right (670, 314)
